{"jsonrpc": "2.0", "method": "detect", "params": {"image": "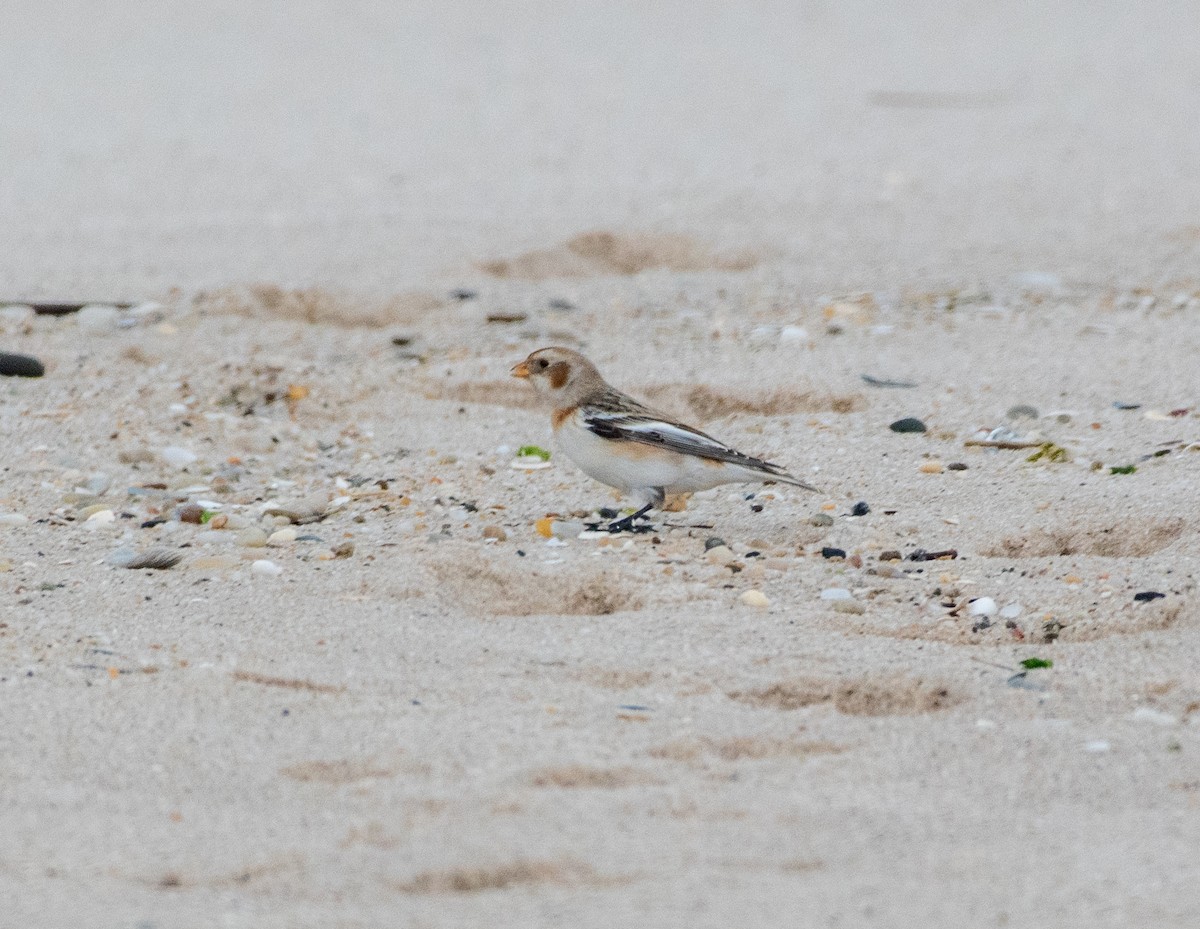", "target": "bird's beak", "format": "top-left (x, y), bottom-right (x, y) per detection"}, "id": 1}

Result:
top-left (510, 361), bottom-right (531, 379)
